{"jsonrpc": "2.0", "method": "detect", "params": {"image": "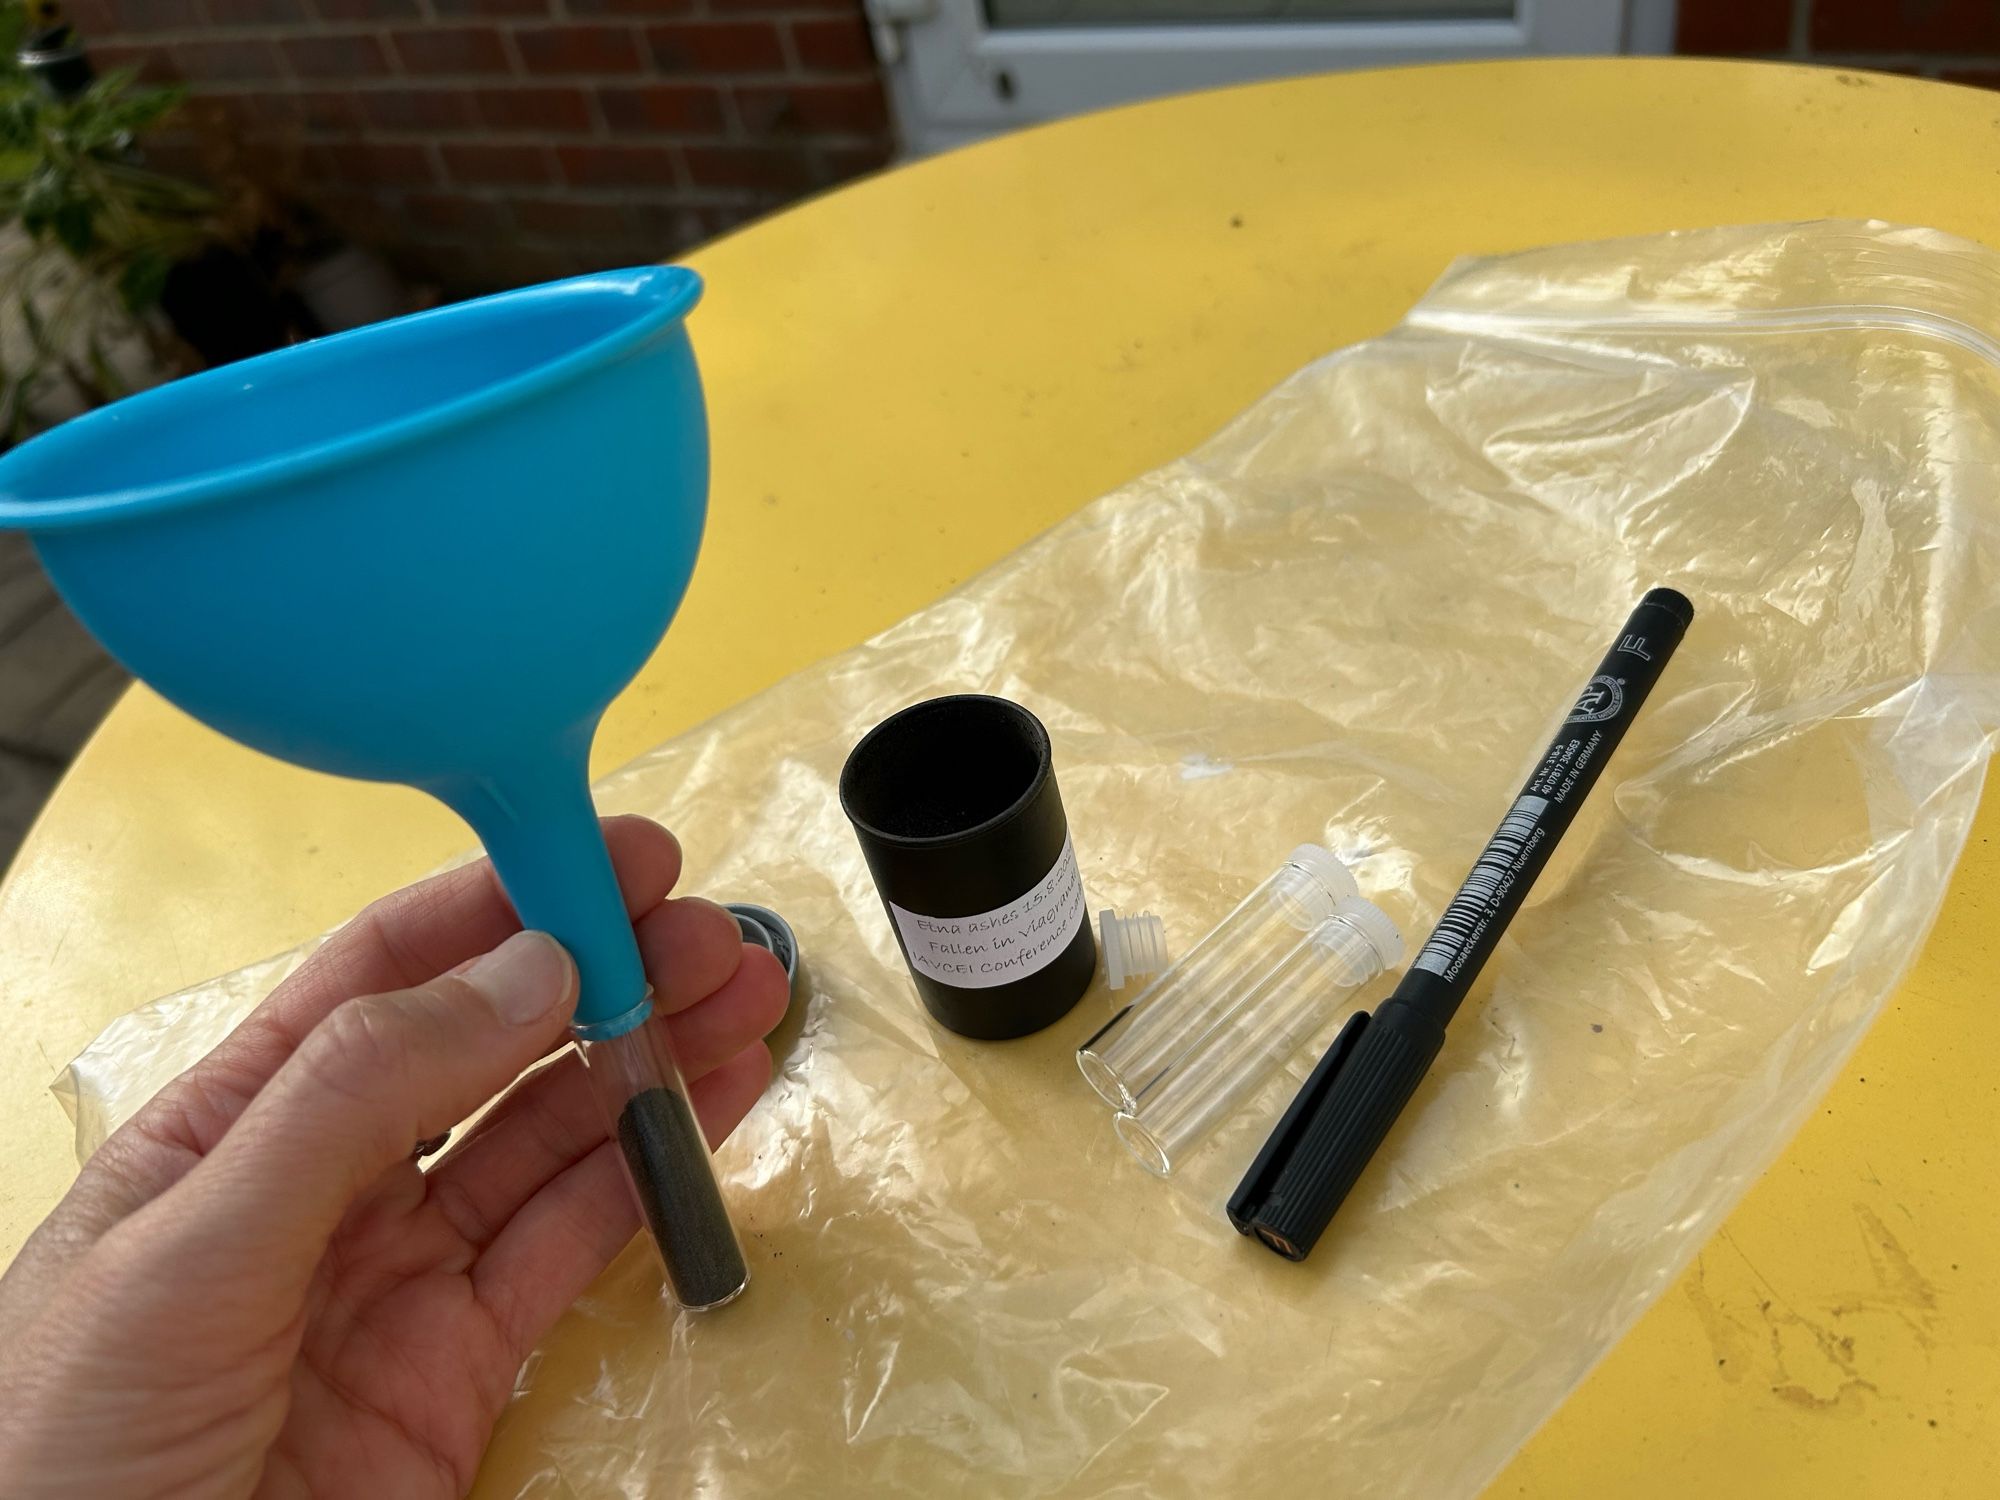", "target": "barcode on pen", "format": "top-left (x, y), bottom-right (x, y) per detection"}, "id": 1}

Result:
top-left (1412, 794), bottom-right (1550, 978)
